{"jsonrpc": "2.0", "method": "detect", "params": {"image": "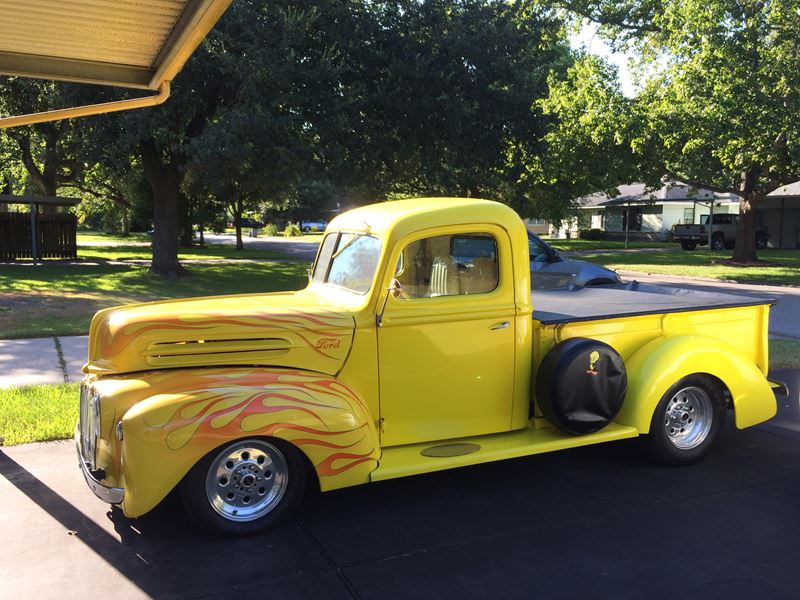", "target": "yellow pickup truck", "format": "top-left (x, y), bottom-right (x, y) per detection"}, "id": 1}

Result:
top-left (76, 198), bottom-right (781, 535)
